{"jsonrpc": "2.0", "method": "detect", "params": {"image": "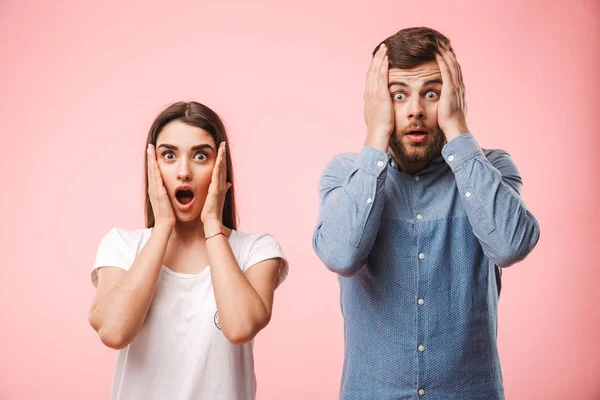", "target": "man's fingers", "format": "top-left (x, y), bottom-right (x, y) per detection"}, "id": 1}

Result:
top-left (457, 63), bottom-right (464, 88)
top-left (443, 44), bottom-right (466, 107)
top-left (367, 44), bottom-right (387, 96)
top-left (373, 45), bottom-right (387, 92)
top-left (438, 45), bottom-right (459, 88)
top-left (457, 64), bottom-right (466, 111)
top-left (446, 44), bottom-right (465, 89)
top-left (435, 51), bottom-right (452, 89)
top-left (378, 55), bottom-right (389, 94)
